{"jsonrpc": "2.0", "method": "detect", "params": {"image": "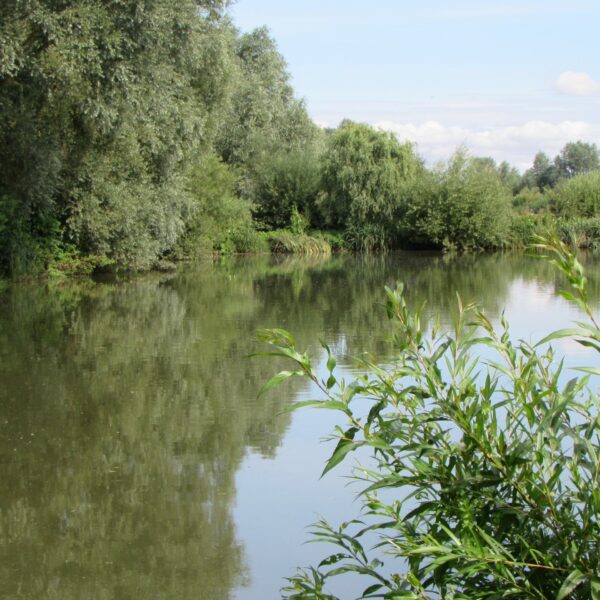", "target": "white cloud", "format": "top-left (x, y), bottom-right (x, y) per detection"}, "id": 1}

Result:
top-left (376, 119), bottom-right (592, 169)
top-left (312, 119), bottom-right (331, 129)
top-left (556, 71), bottom-right (600, 96)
